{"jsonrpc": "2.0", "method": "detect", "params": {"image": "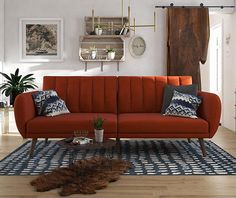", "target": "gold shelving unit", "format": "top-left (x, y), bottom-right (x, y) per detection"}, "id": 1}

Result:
top-left (85, 17), bottom-right (130, 37)
top-left (80, 0), bottom-right (156, 72)
top-left (79, 35), bottom-right (125, 72)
